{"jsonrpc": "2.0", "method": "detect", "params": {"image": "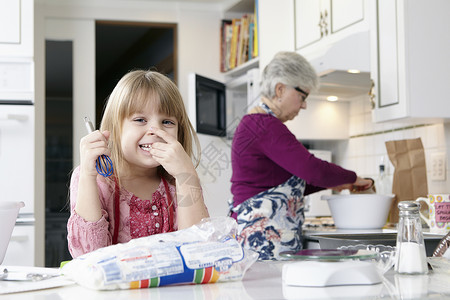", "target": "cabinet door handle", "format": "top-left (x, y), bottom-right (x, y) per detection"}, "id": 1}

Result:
top-left (323, 10), bottom-right (328, 35)
top-left (318, 12), bottom-right (323, 36)
top-left (318, 11), bottom-right (329, 37)
top-left (0, 114), bottom-right (29, 122)
top-left (10, 235), bottom-right (29, 242)
top-left (369, 79), bottom-right (376, 109)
